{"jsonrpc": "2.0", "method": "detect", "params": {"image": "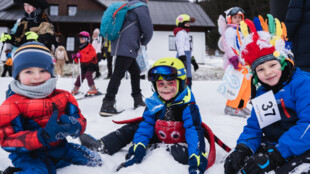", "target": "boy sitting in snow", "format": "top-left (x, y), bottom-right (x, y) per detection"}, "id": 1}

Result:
top-left (0, 42), bottom-right (101, 173)
top-left (224, 19), bottom-right (310, 174)
top-left (80, 57), bottom-right (208, 174)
